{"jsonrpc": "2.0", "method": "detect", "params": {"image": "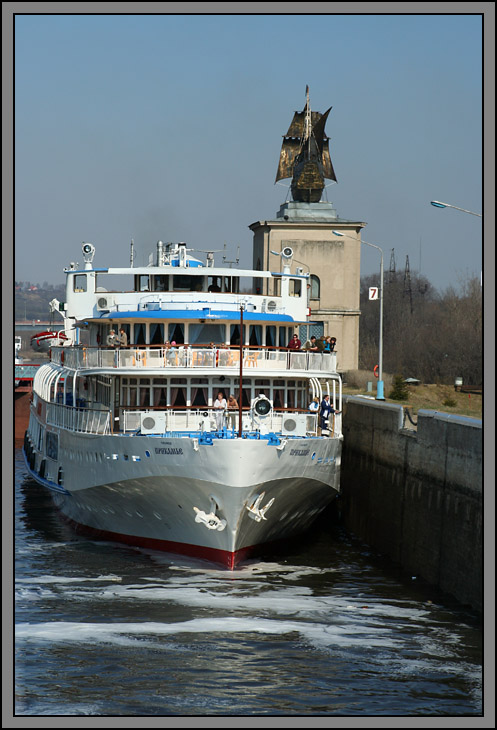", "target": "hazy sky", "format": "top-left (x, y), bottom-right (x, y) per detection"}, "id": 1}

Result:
top-left (13, 8), bottom-right (485, 291)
